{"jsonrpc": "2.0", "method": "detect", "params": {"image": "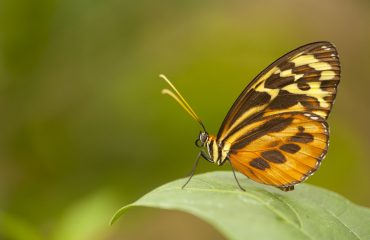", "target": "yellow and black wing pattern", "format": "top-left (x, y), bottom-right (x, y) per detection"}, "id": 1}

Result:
top-left (218, 42), bottom-right (340, 190)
